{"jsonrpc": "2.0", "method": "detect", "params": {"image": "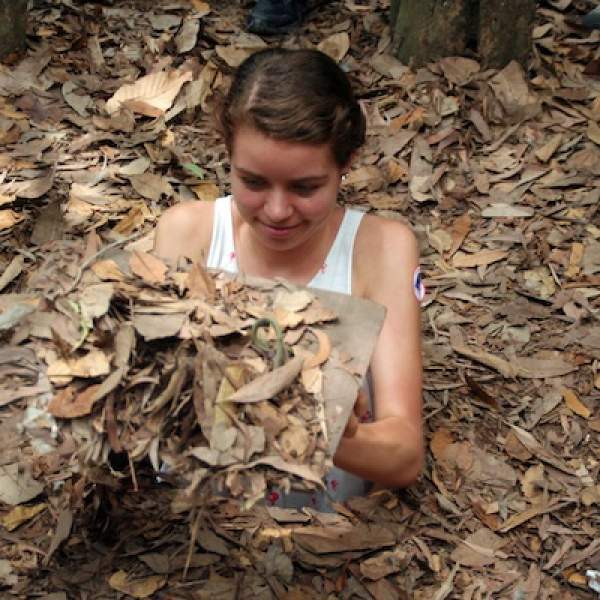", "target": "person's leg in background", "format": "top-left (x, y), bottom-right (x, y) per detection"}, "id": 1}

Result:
top-left (247, 0), bottom-right (308, 35)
